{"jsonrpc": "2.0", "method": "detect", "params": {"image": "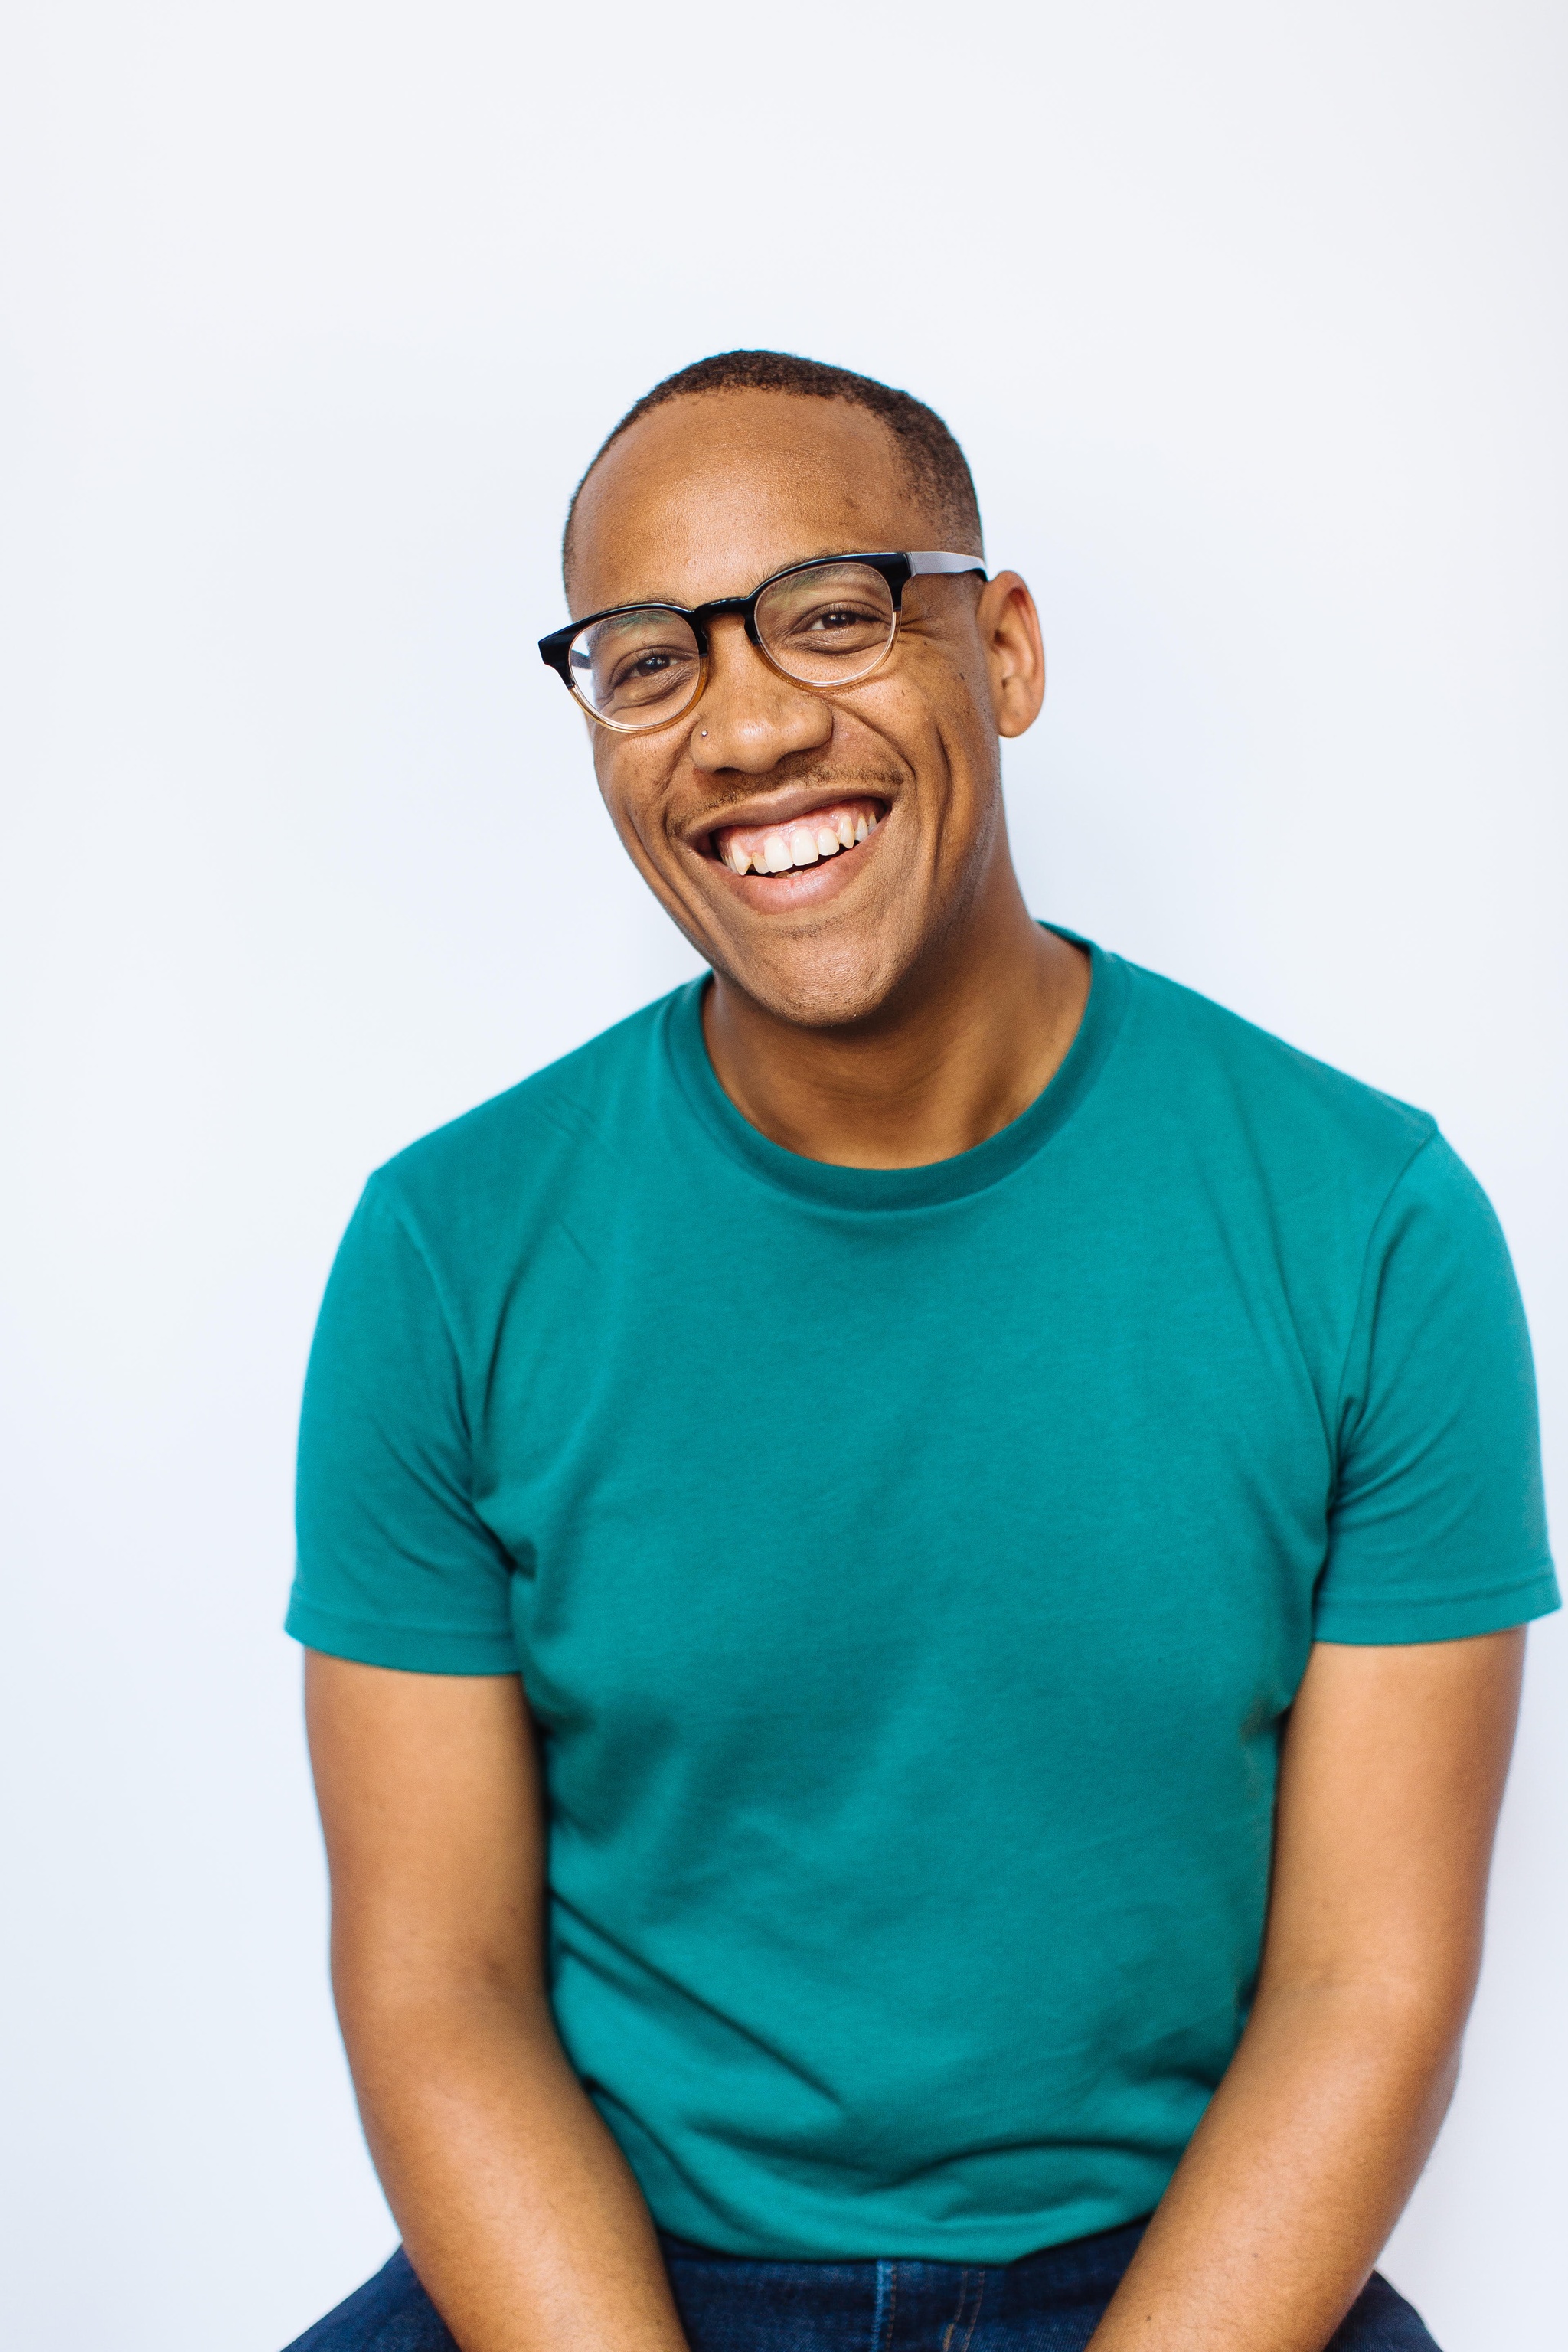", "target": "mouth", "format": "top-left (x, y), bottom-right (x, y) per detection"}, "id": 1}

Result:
top-left (704, 794), bottom-right (887, 878)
